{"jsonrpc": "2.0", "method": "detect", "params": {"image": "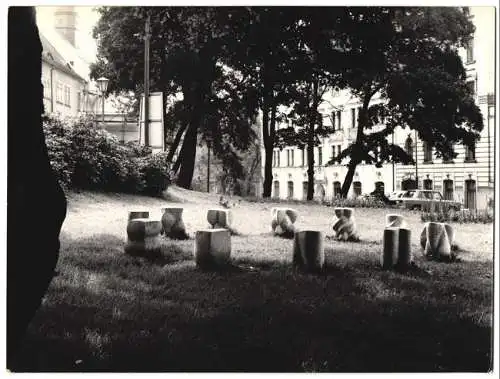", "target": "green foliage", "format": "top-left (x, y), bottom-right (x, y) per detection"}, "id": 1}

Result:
top-left (91, 7), bottom-right (258, 189)
top-left (43, 115), bottom-right (170, 196)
